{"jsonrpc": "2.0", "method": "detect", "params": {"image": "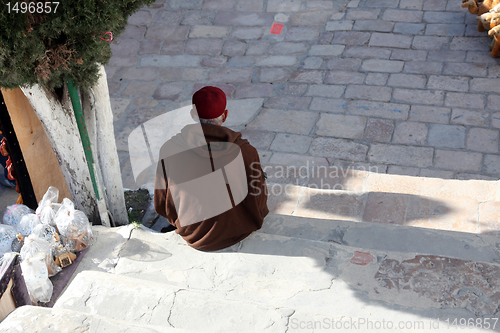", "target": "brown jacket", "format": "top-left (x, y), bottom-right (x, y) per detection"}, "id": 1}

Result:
top-left (154, 124), bottom-right (269, 251)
